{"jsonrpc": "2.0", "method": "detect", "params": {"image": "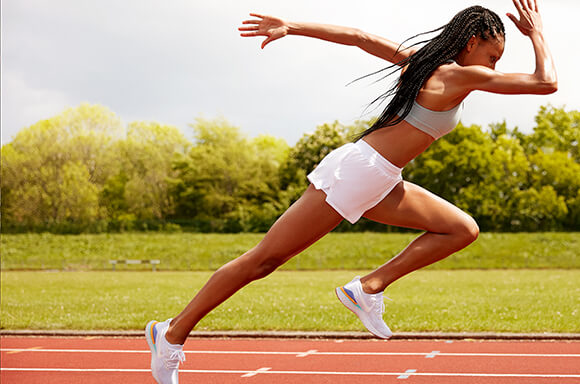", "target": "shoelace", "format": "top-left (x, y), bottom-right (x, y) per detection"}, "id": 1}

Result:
top-left (164, 349), bottom-right (186, 369)
top-left (369, 294), bottom-right (392, 316)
